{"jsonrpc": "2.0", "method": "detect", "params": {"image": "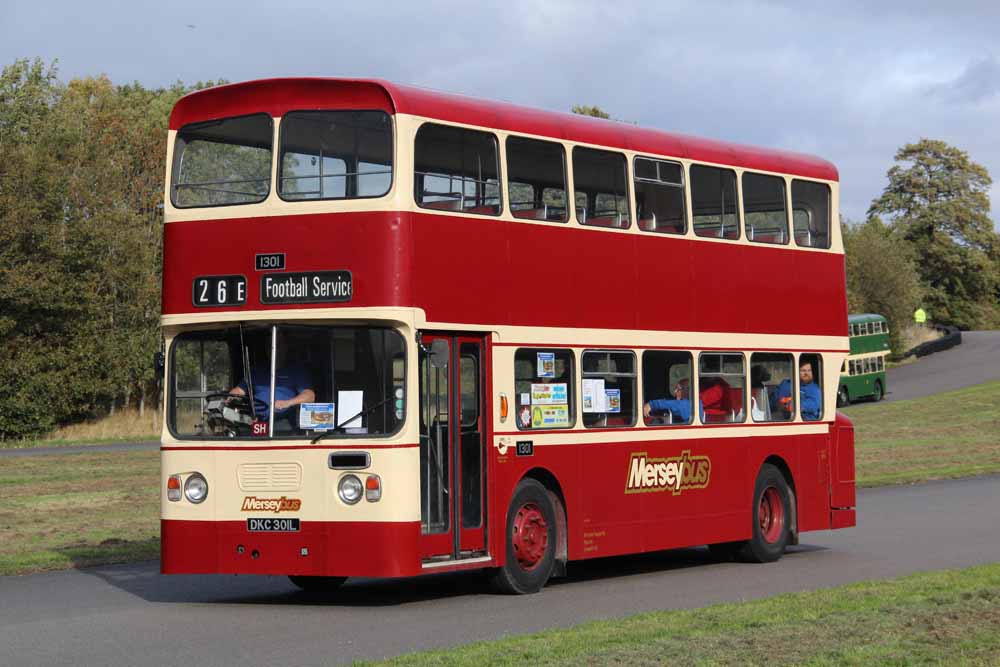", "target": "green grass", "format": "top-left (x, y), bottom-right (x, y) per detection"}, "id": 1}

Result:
top-left (356, 563), bottom-right (1000, 666)
top-left (848, 381), bottom-right (1000, 487)
top-left (0, 434), bottom-right (159, 450)
top-left (0, 450), bottom-right (160, 575)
